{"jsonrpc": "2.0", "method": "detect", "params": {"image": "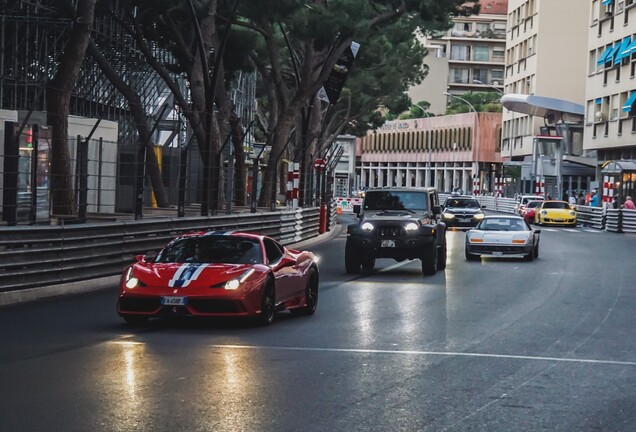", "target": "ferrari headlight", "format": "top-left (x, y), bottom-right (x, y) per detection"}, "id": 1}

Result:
top-left (124, 267), bottom-right (140, 289)
top-left (443, 213), bottom-right (455, 219)
top-left (224, 268), bottom-right (256, 290)
top-left (404, 222), bottom-right (419, 232)
top-left (569, 211), bottom-right (576, 216)
top-left (361, 222), bottom-right (374, 231)
top-left (474, 213), bottom-right (485, 219)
